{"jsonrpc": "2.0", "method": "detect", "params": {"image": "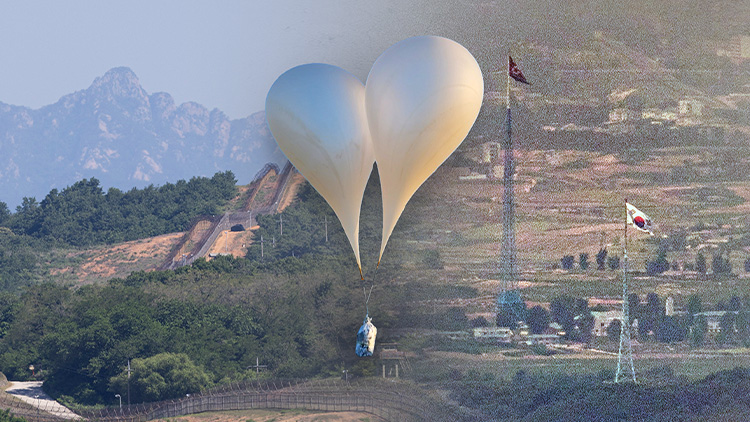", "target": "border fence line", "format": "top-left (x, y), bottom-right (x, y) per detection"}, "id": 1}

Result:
top-left (1, 378), bottom-right (459, 422)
